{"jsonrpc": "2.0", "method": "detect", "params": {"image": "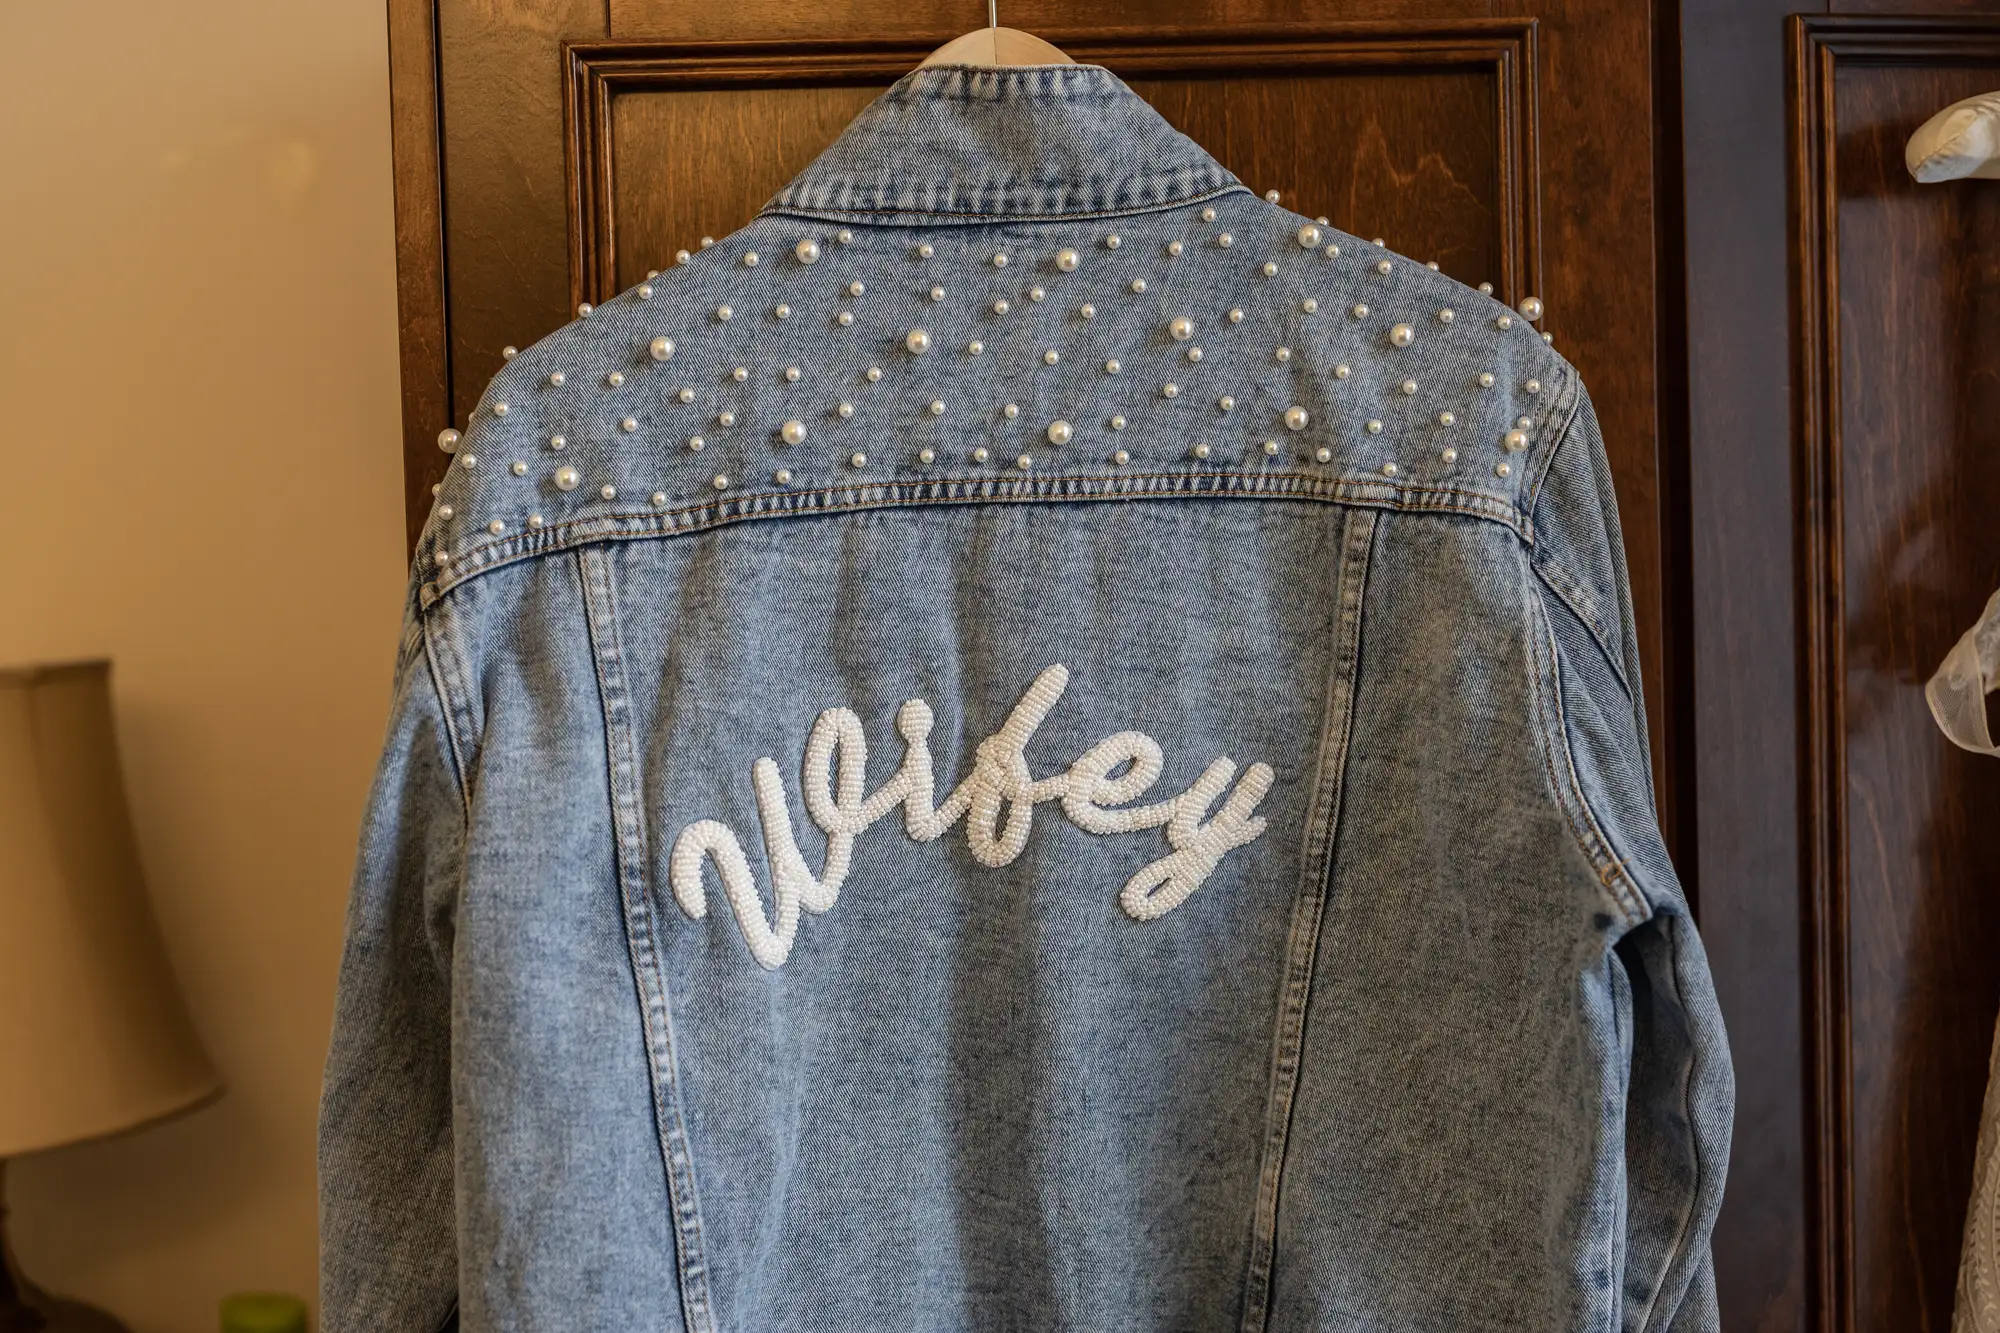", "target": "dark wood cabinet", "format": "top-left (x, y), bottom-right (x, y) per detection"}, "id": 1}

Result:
top-left (387, 3), bottom-right (2000, 1327)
